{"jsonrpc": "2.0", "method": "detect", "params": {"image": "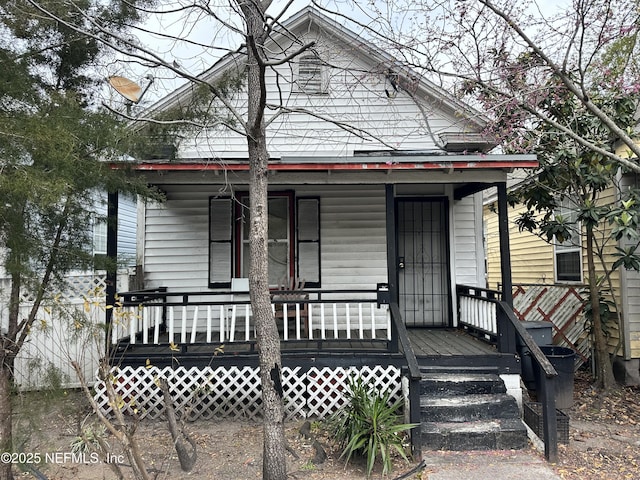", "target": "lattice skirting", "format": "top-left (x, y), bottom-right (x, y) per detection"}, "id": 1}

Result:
top-left (94, 365), bottom-right (403, 421)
